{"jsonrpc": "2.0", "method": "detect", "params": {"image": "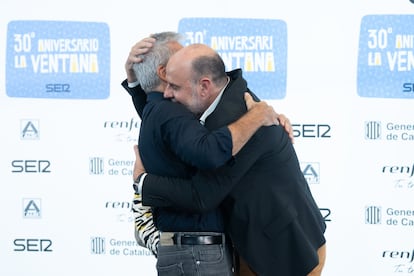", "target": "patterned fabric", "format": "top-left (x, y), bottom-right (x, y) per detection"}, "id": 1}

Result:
top-left (132, 193), bottom-right (159, 256)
